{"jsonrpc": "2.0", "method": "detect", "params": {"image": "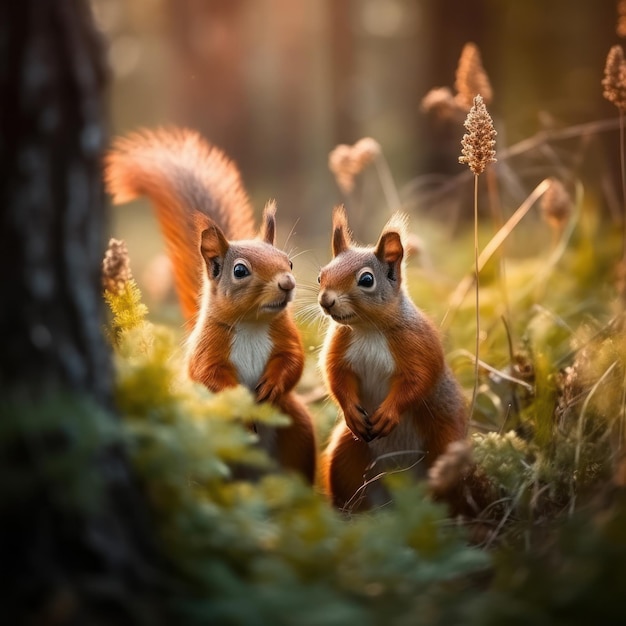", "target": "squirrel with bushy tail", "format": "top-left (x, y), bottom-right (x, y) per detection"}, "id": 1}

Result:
top-left (105, 127), bottom-right (316, 483)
